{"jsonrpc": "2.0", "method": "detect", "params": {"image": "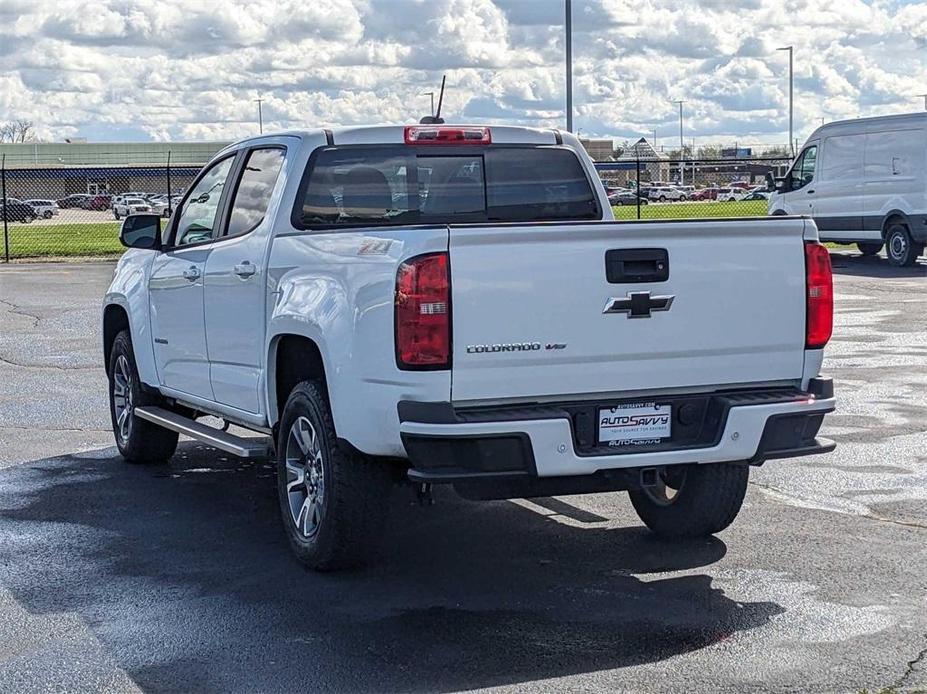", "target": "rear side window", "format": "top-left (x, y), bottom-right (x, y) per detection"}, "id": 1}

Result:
top-left (293, 145), bottom-right (598, 229)
top-left (226, 148), bottom-right (286, 237)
